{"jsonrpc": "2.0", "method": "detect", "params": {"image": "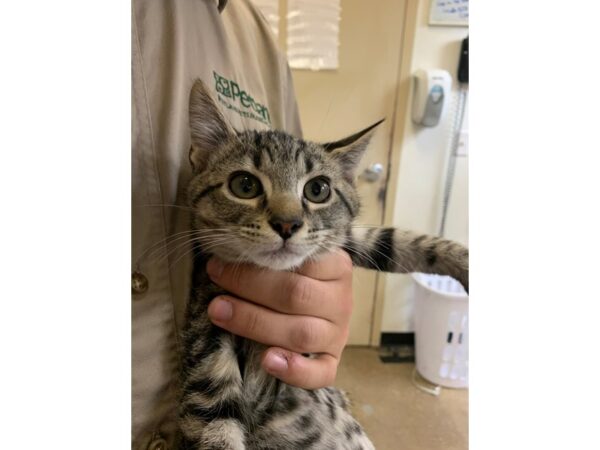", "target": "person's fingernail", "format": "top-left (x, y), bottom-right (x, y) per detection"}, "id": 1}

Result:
top-left (207, 258), bottom-right (224, 279)
top-left (208, 297), bottom-right (232, 321)
top-left (264, 352), bottom-right (288, 373)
